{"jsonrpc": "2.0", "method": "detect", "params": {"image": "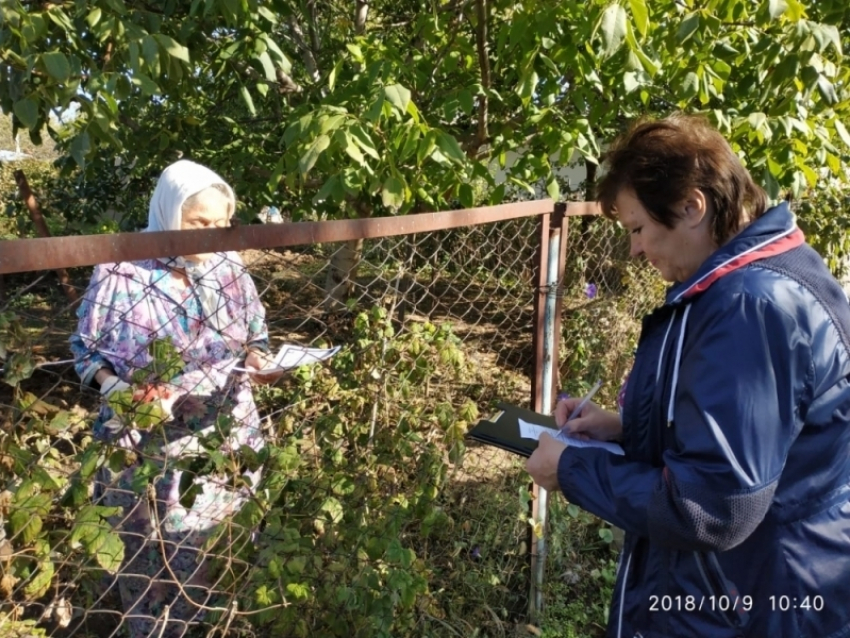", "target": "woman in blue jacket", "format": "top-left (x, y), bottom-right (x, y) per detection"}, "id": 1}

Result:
top-left (527, 115), bottom-right (850, 638)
